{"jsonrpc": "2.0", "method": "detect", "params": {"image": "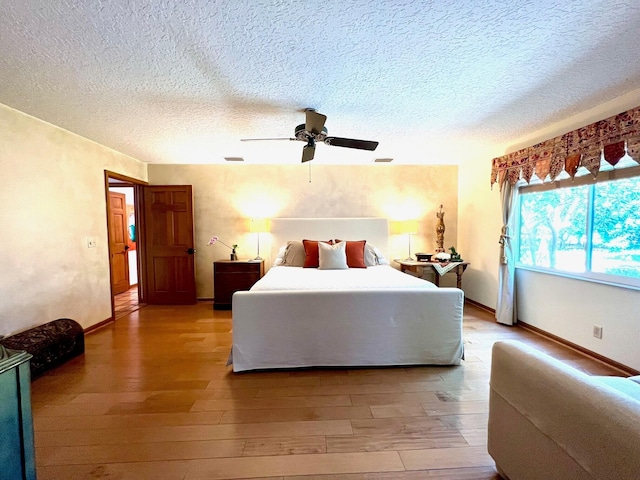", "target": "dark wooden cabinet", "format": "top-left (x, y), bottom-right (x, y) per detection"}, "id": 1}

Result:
top-left (213, 260), bottom-right (264, 310)
top-left (0, 348), bottom-right (36, 480)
